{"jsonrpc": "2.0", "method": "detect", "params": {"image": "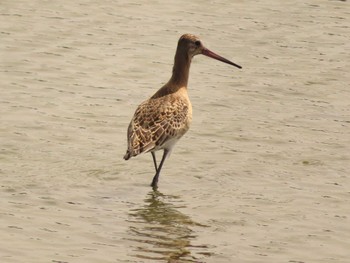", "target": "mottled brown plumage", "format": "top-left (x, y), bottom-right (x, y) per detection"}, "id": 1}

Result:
top-left (124, 34), bottom-right (241, 188)
top-left (124, 87), bottom-right (192, 160)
